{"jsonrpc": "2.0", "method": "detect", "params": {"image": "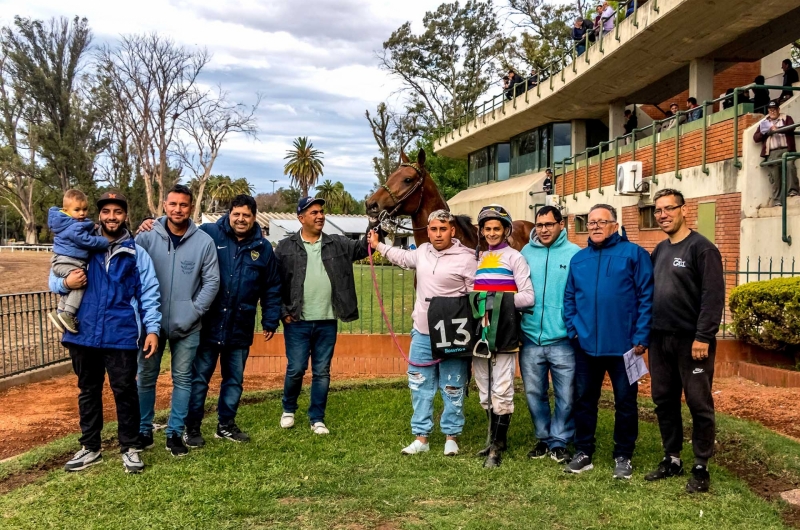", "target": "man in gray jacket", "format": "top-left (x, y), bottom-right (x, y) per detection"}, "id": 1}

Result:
top-left (136, 184), bottom-right (220, 457)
